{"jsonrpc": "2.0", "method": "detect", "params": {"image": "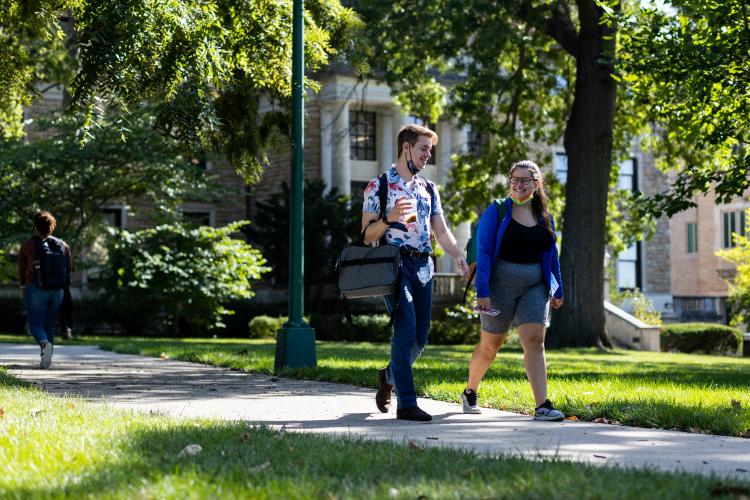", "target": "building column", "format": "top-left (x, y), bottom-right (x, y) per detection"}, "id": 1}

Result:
top-left (452, 124), bottom-right (471, 270)
top-left (378, 108), bottom-right (394, 166)
top-left (436, 122), bottom-right (454, 273)
top-left (319, 104), bottom-right (333, 193)
top-left (331, 100), bottom-right (351, 196)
